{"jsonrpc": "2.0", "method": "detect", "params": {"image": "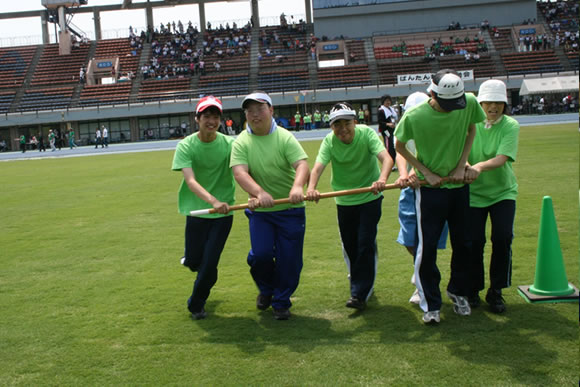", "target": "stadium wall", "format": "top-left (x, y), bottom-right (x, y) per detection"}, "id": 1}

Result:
top-left (313, 0), bottom-right (537, 39)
